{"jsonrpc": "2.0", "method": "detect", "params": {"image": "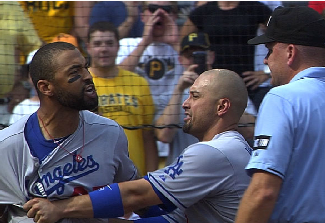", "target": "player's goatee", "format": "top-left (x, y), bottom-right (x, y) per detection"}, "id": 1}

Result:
top-left (182, 121), bottom-right (192, 133)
